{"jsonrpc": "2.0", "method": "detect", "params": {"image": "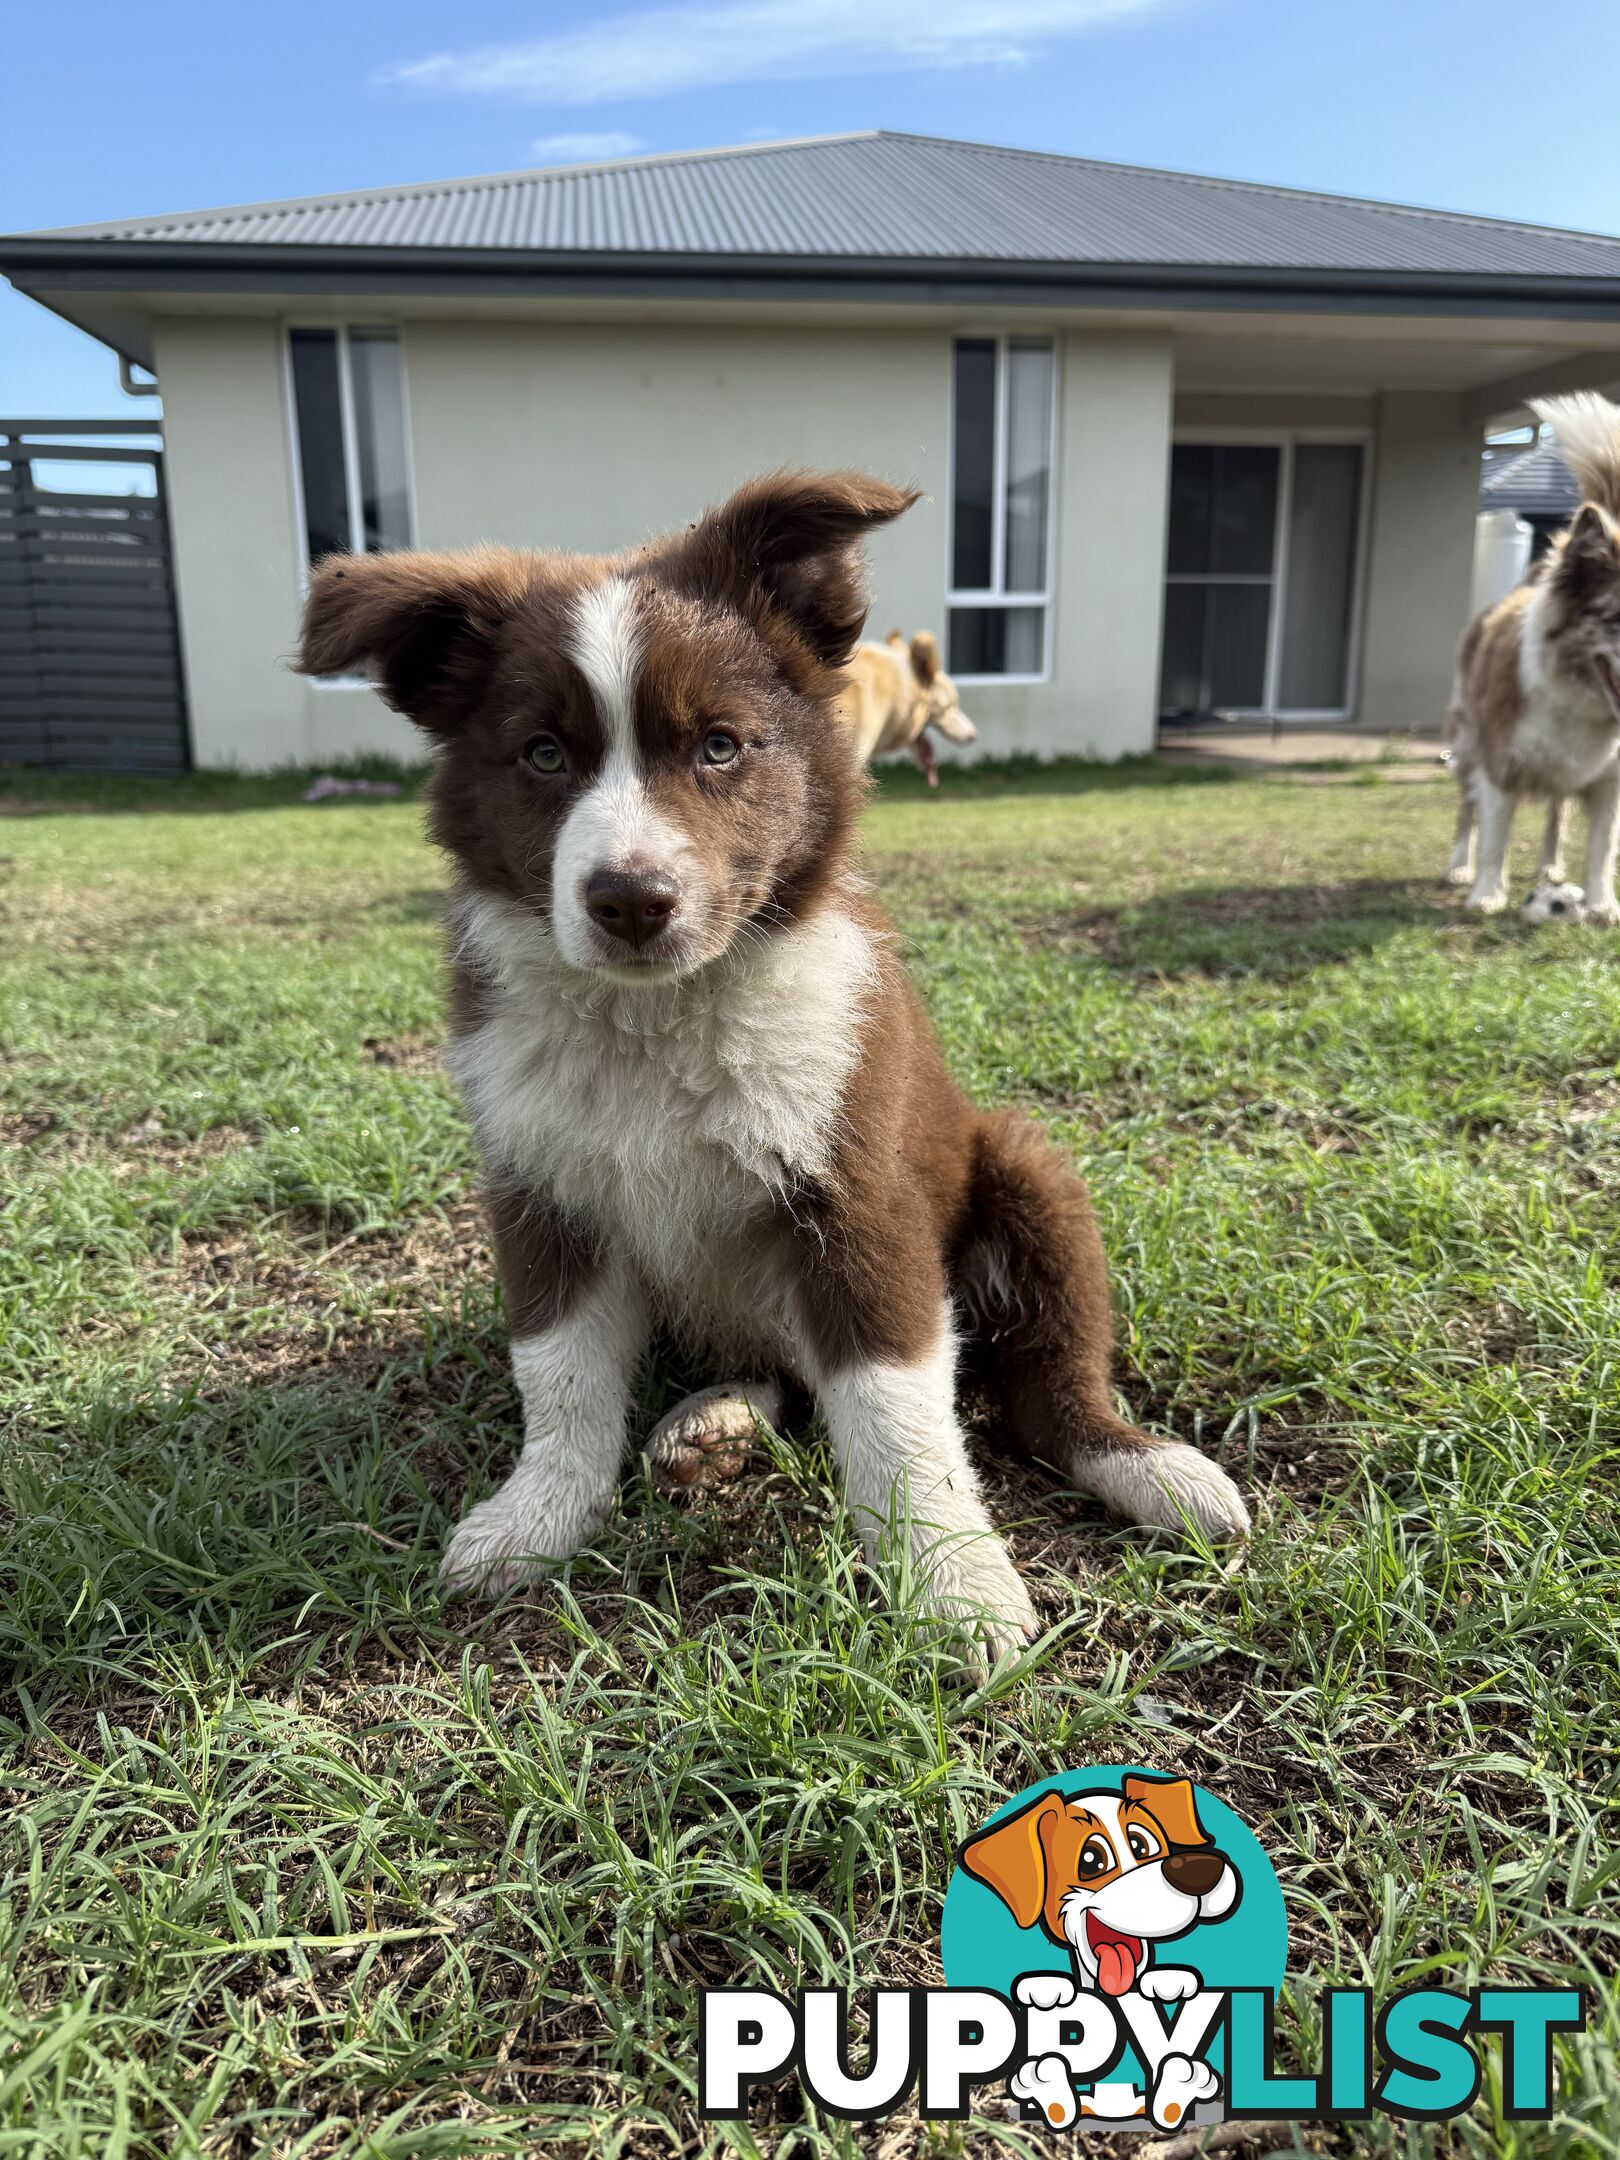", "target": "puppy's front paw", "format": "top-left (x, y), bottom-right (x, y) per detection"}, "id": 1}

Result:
top-left (925, 1539), bottom-right (1040, 1677)
top-left (1583, 898), bottom-right (1619, 927)
top-left (439, 1476), bottom-right (600, 1598)
top-left (1466, 890), bottom-right (1508, 915)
